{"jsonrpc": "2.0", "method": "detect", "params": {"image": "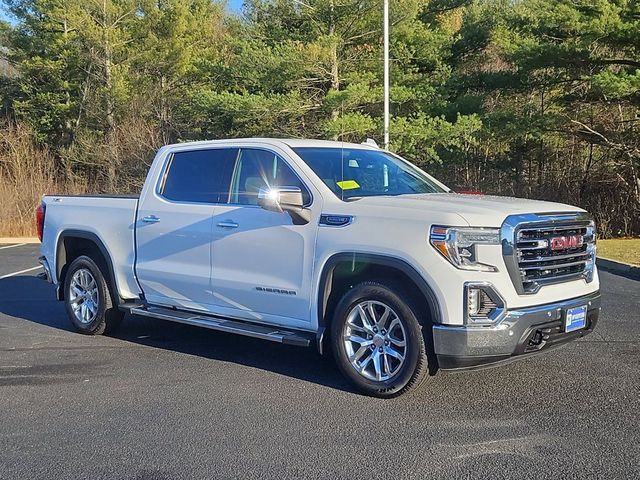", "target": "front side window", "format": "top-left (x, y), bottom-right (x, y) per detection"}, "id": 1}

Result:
top-left (293, 147), bottom-right (447, 200)
top-left (161, 148), bottom-right (238, 203)
top-left (230, 148), bottom-right (311, 205)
